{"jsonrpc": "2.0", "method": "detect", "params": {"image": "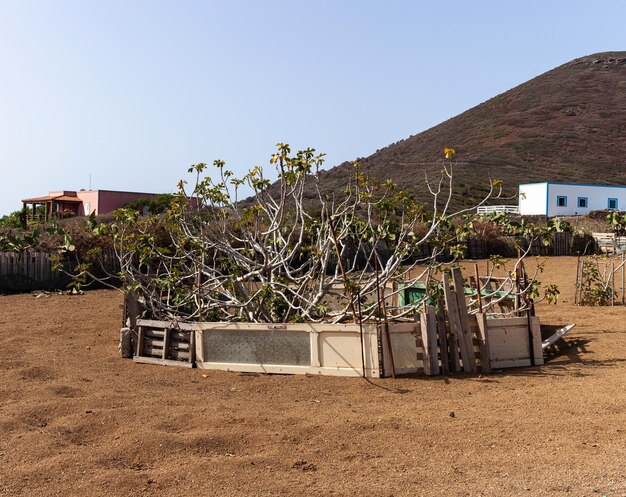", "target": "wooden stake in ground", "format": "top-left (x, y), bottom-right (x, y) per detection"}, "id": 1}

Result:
top-left (125, 291), bottom-right (140, 356)
top-left (578, 259), bottom-right (584, 304)
top-left (574, 253), bottom-right (581, 305)
top-left (474, 312), bottom-right (492, 373)
top-left (436, 303), bottom-right (450, 375)
top-left (474, 264), bottom-right (483, 313)
top-left (517, 257), bottom-right (536, 366)
top-left (611, 260), bottom-right (615, 306)
top-left (622, 252), bottom-right (625, 305)
top-left (621, 252), bottom-right (625, 305)
top-left (374, 254), bottom-right (395, 378)
top-left (420, 304), bottom-right (439, 376)
top-left (356, 291), bottom-right (366, 378)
